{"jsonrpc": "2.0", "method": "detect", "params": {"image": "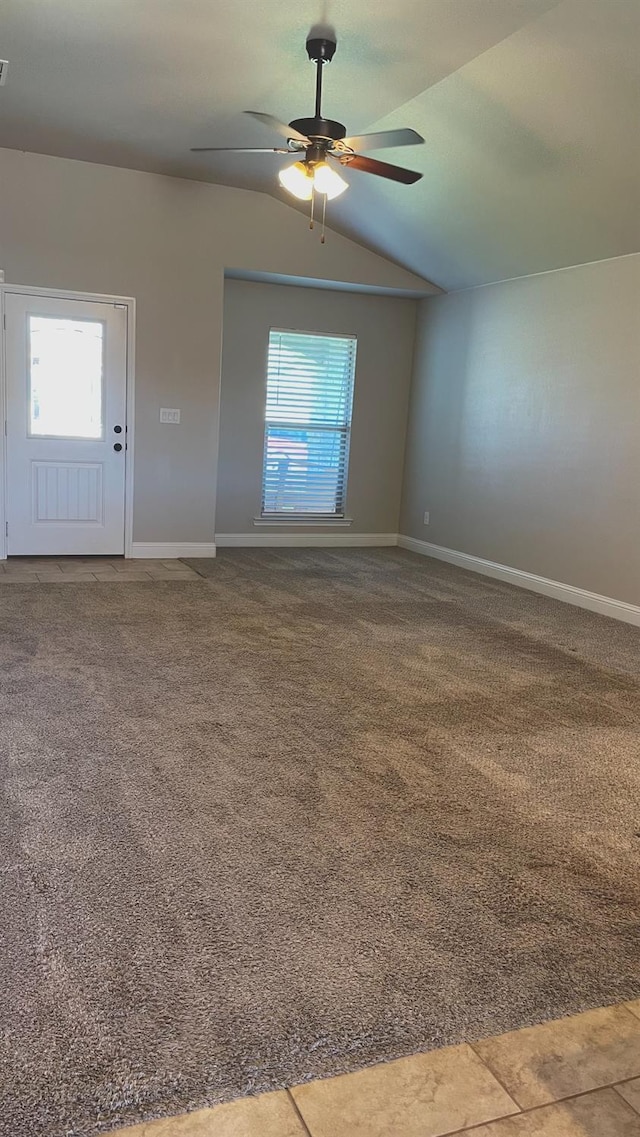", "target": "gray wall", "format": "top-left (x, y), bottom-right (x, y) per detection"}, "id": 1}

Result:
top-left (0, 146), bottom-right (430, 545)
top-left (217, 280), bottom-right (417, 535)
top-left (401, 254), bottom-right (640, 605)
